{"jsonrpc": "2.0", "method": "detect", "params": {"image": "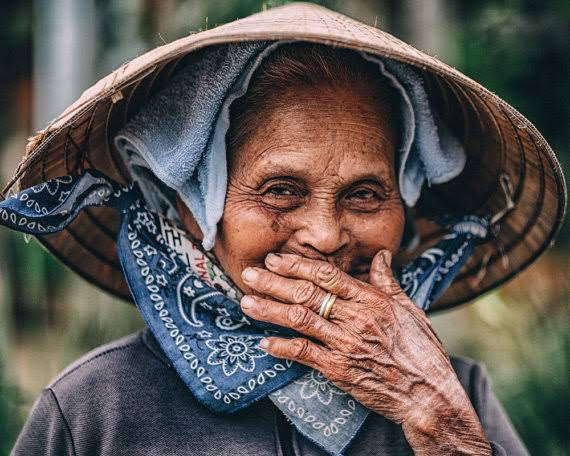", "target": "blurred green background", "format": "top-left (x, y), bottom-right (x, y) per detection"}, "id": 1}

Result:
top-left (0, 0), bottom-right (568, 454)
